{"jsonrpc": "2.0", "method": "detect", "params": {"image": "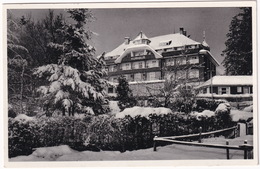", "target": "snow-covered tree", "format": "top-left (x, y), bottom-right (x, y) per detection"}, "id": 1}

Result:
top-left (116, 76), bottom-right (137, 111)
top-left (7, 10), bottom-right (29, 114)
top-left (146, 46), bottom-right (200, 110)
top-left (34, 9), bottom-right (109, 116)
top-left (222, 7), bottom-right (252, 75)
